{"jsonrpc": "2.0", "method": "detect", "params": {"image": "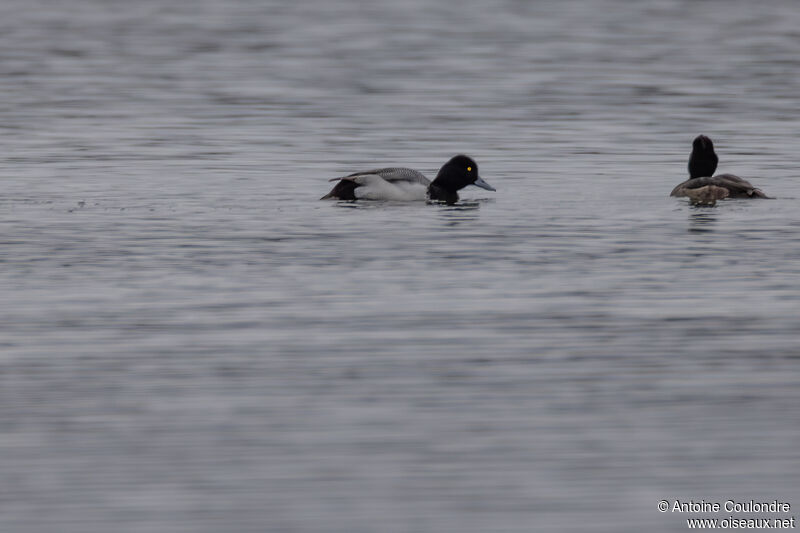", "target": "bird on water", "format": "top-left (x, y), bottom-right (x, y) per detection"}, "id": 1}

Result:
top-left (321, 155), bottom-right (495, 205)
top-left (670, 135), bottom-right (768, 205)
